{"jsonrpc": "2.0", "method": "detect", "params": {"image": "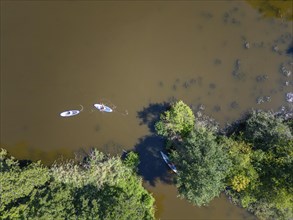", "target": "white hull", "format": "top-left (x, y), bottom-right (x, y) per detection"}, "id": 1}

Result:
top-left (94, 104), bottom-right (113, 112)
top-left (160, 151), bottom-right (177, 173)
top-left (60, 110), bottom-right (80, 117)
